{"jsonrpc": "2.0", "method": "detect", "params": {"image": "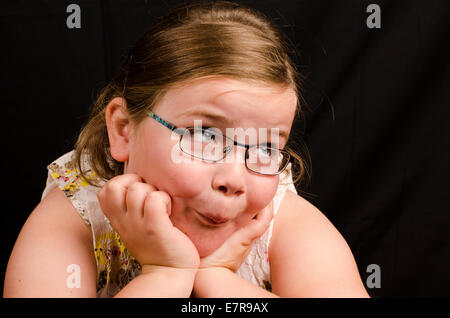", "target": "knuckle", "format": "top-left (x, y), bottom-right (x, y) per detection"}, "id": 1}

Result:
top-left (104, 179), bottom-right (120, 193)
top-left (155, 190), bottom-right (170, 201)
top-left (127, 181), bottom-right (158, 197)
top-left (144, 191), bottom-right (170, 212)
top-left (146, 190), bottom-right (161, 202)
top-left (127, 181), bottom-right (145, 193)
top-left (97, 187), bottom-right (110, 205)
top-left (143, 183), bottom-right (158, 192)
